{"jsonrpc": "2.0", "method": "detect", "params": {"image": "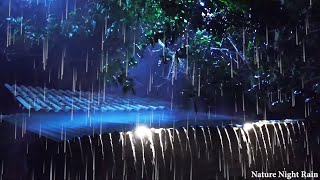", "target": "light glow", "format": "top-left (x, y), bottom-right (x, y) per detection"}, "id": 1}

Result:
top-left (135, 126), bottom-right (152, 138)
top-left (243, 123), bottom-right (254, 131)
